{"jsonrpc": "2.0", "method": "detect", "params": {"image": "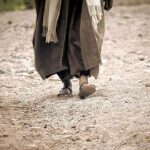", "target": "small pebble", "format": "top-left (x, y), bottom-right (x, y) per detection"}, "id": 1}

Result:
top-left (138, 33), bottom-right (143, 37)
top-left (86, 138), bottom-right (92, 142)
top-left (3, 134), bottom-right (9, 137)
top-left (44, 124), bottom-right (47, 129)
top-left (139, 57), bottom-right (145, 61)
top-left (71, 125), bottom-right (76, 129)
top-left (145, 83), bottom-right (150, 88)
top-left (7, 20), bottom-right (12, 24)
top-left (71, 136), bottom-right (80, 141)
